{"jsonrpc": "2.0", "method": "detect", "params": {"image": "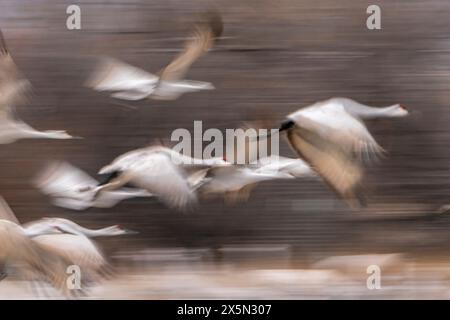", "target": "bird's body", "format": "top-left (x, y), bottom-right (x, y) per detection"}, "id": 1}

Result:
top-left (93, 59), bottom-right (214, 101)
top-left (279, 97), bottom-right (408, 206)
top-left (0, 32), bottom-right (29, 110)
top-left (87, 12), bottom-right (222, 101)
